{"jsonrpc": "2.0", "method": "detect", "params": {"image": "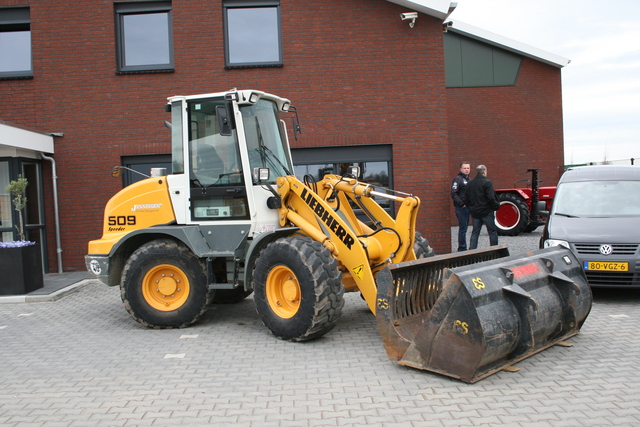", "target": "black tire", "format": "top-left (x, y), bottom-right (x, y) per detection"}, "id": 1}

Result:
top-left (120, 239), bottom-right (213, 329)
top-left (212, 288), bottom-right (253, 304)
top-left (252, 236), bottom-right (345, 342)
top-left (414, 232), bottom-right (435, 258)
top-left (495, 193), bottom-right (530, 236)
